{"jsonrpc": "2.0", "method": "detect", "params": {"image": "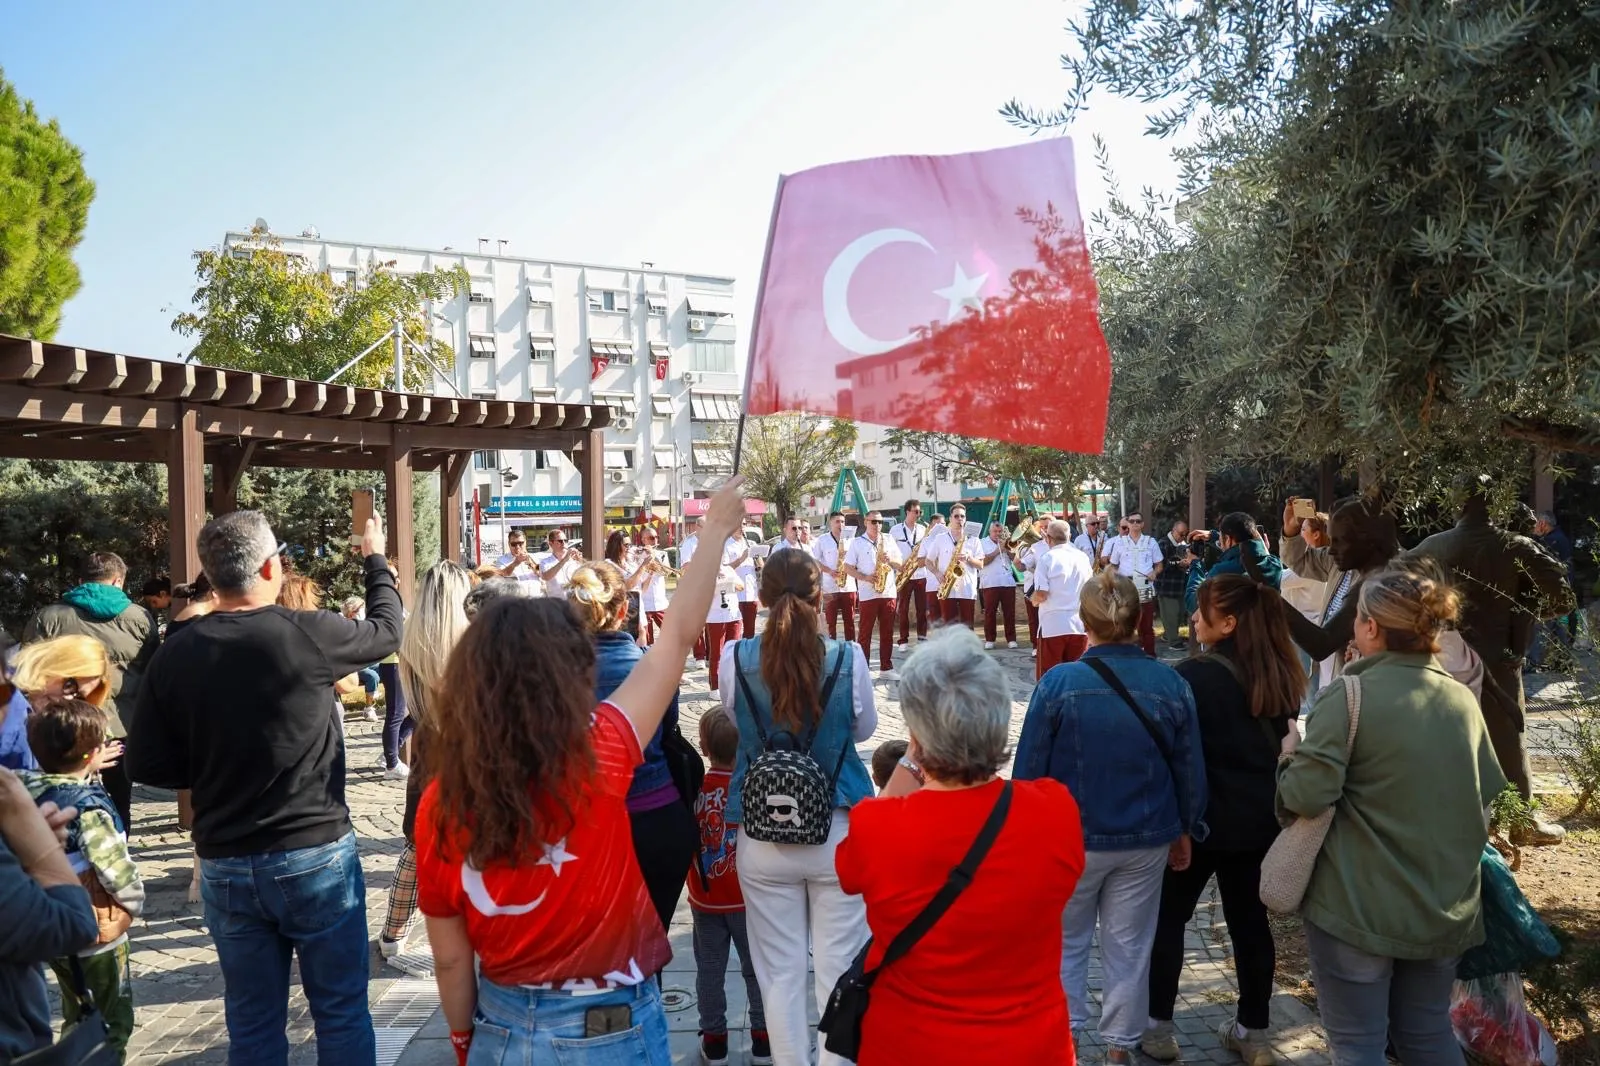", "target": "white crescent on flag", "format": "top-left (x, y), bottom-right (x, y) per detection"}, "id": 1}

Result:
top-left (461, 861), bottom-right (547, 917)
top-left (821, 228), bottom-right (933, 355)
